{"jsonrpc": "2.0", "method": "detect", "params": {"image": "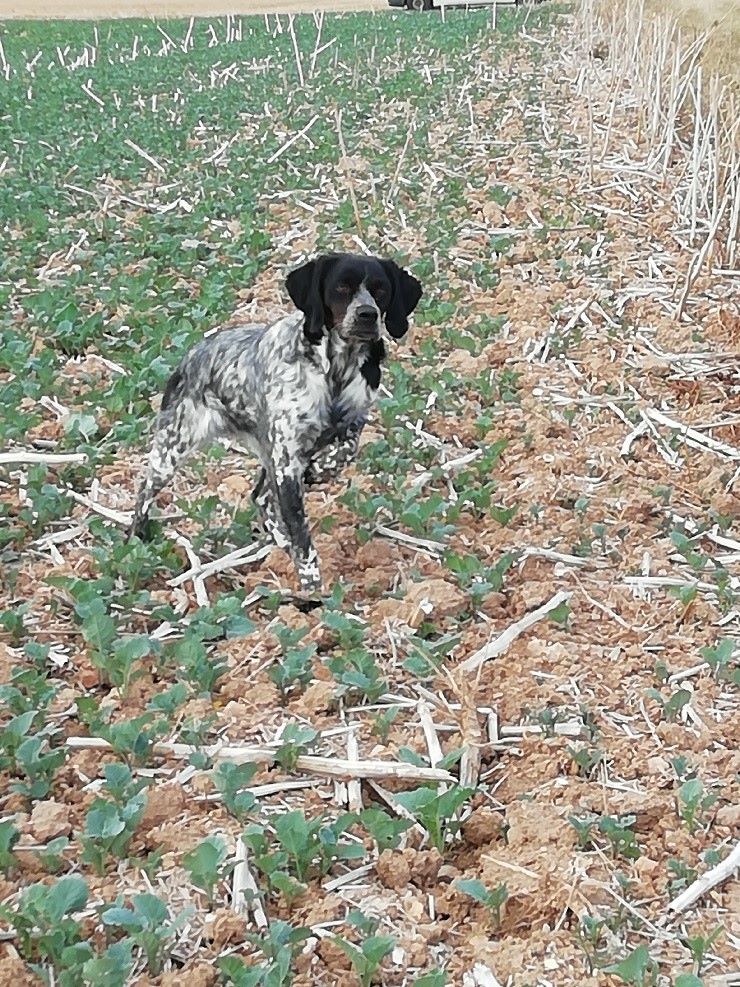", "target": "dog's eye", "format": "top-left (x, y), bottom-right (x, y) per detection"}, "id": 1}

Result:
top-left (335, 283), bottom-right (351, 296)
